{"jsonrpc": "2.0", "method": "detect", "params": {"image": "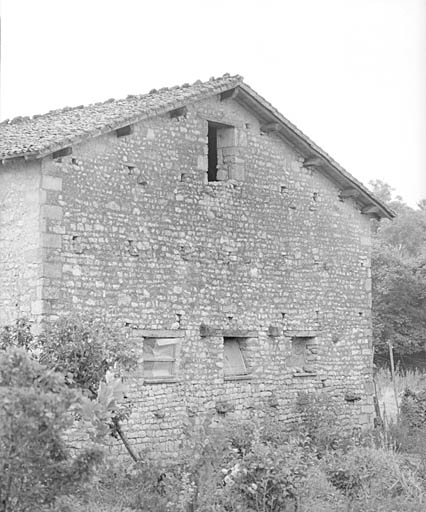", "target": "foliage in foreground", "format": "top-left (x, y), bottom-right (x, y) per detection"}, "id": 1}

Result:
top-left (0, 347), bottom-right (102, 512)
top-left (59, 422), bottom-right (426, 512)
top-left (2, 315), bottom-right (426, 511)
top-left (1, 316), bottom-right (139, 460)
top-left (47, 393), bottom-right (426, 512)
